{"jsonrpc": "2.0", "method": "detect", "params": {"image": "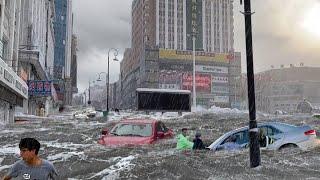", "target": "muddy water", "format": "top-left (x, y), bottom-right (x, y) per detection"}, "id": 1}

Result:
top-left (1, 113), bottom-right (320, 179)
